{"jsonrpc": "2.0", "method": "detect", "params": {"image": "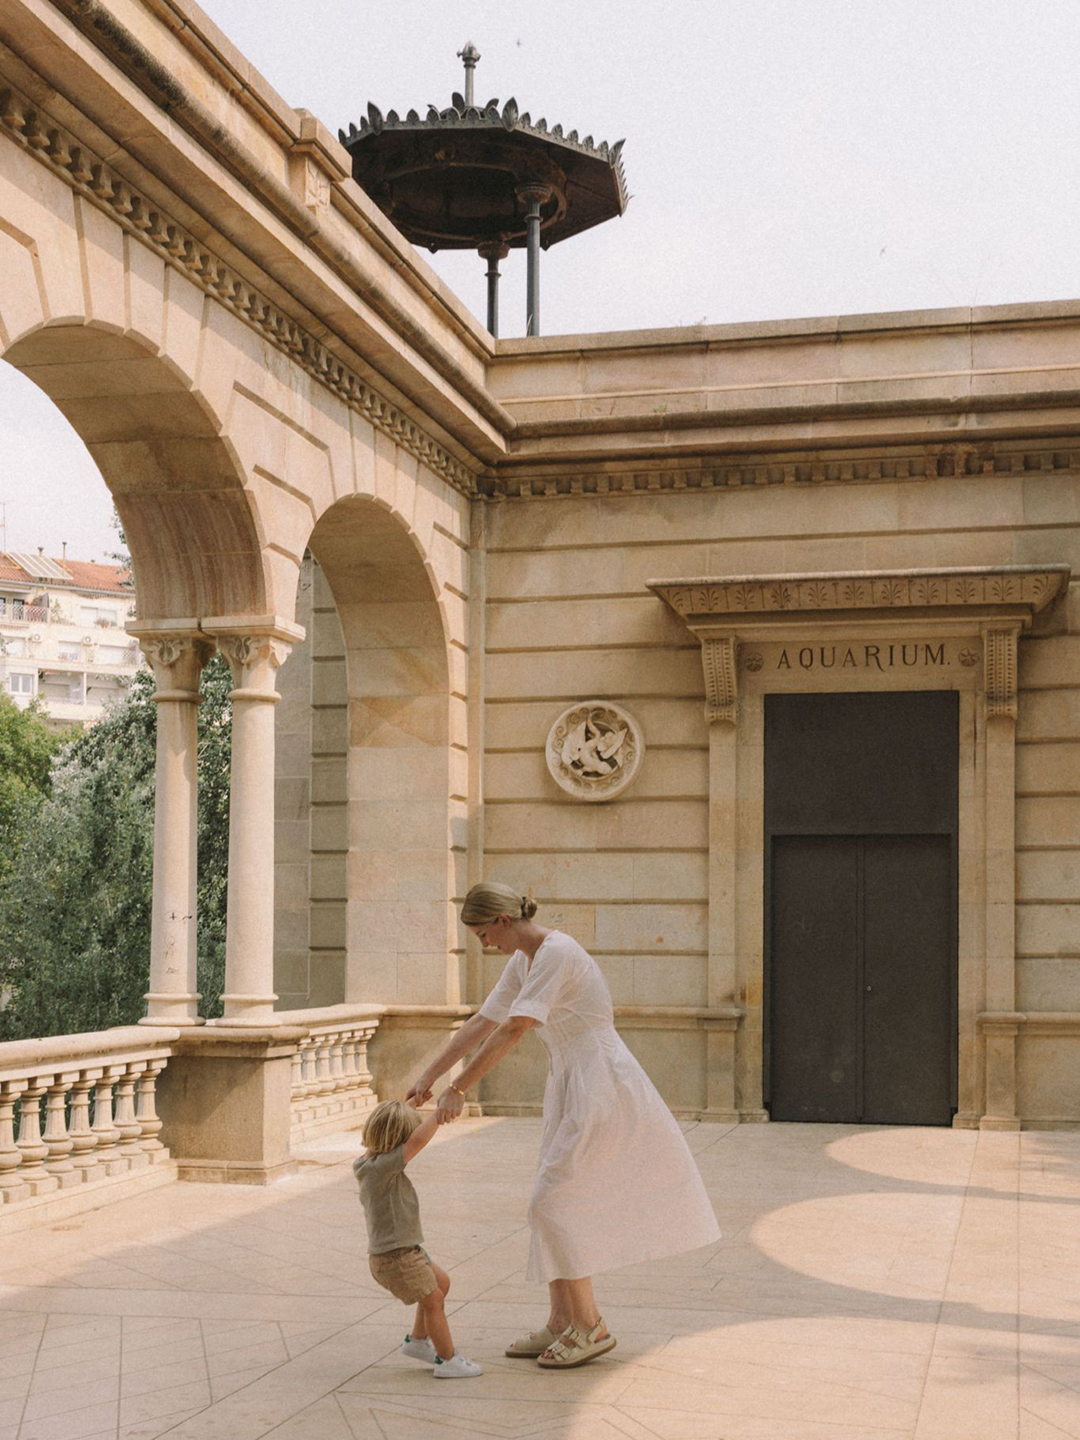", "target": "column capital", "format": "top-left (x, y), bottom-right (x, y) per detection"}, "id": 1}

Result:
top-left (131, 631), bottom-right (214, 696)
top-left (216, 634), bottom-right (293, 697)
